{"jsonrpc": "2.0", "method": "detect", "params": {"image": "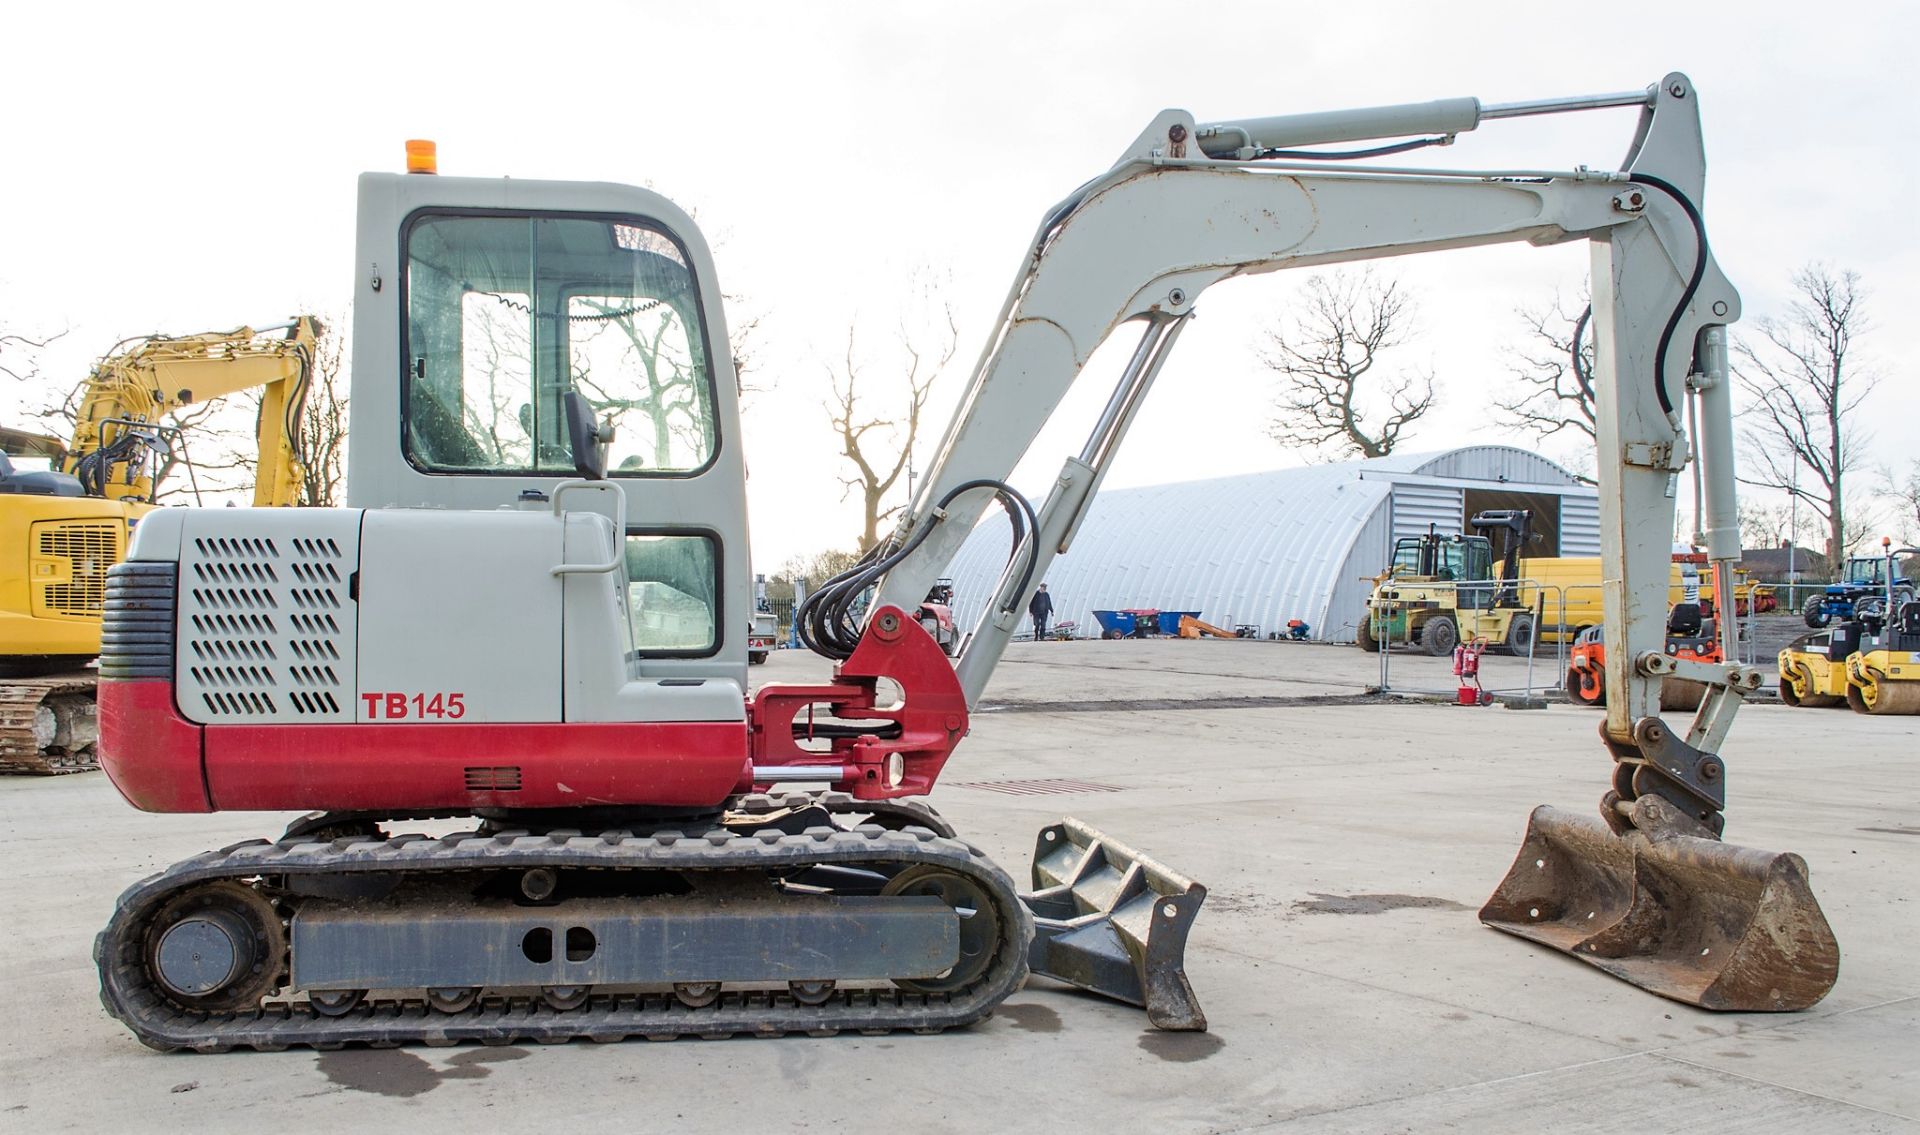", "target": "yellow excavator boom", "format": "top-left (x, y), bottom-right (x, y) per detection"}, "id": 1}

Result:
top-left (65, 316), bottom-right (321, 507)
